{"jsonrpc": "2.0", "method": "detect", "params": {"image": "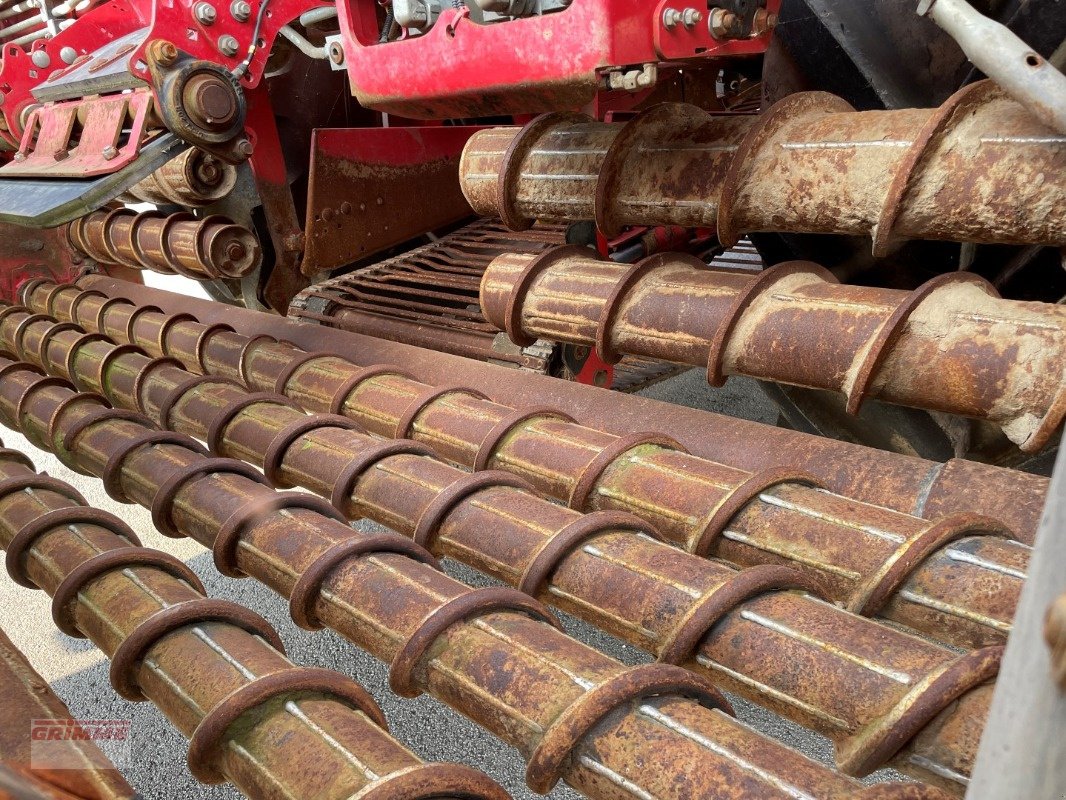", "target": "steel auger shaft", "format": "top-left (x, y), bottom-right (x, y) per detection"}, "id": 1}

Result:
top-left (0, 304), bottom-right (1006, 793)
top-left (477, 246), bottom-right (1066, 452)
top-left (0, 435), bottom-right (507, 800)
top-left (25, 281), bottom-right (1028, 652)
top-left (459, 81), bottom-right (1066, 252)
top-left (0, 351), bottom-right (949, 800)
